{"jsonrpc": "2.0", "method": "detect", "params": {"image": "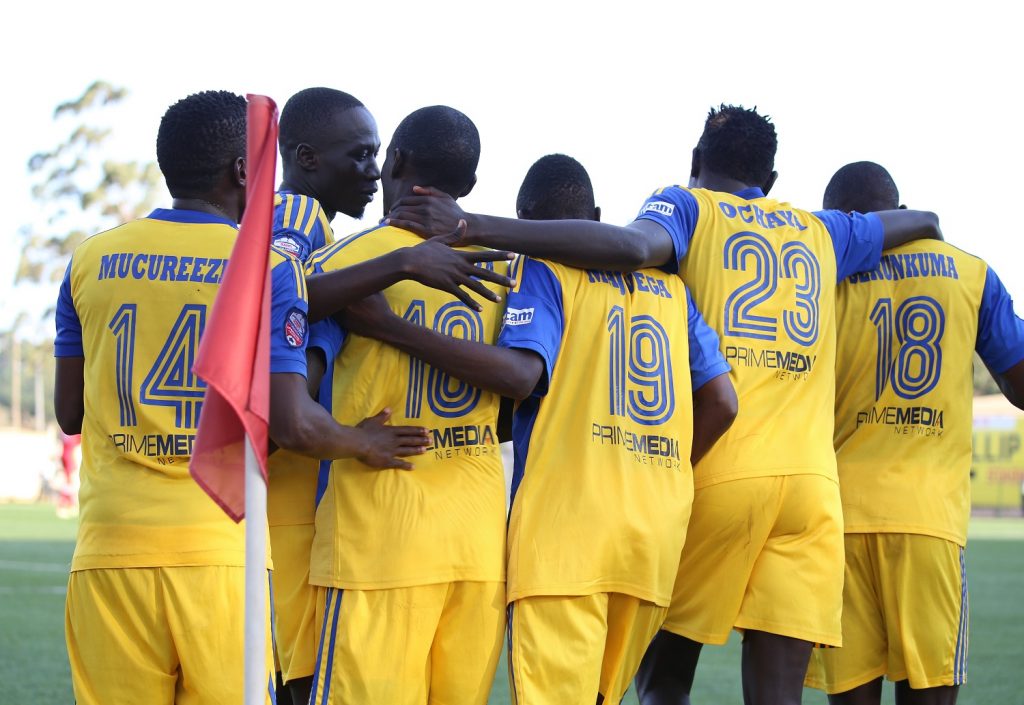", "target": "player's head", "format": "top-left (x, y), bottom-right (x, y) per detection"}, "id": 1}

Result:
top-left (516, 154), bottom-right (600, 222)
top-left (279, 87), bottom-right (381, 220)
top-left (690, 104), bottom-right (778, 194)
top-left (156, 90), bottom-right (247, 215)
top-left (382, 106), bottom-right (480, 213)
top-left (823, 161), bottom-right (902, 212)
